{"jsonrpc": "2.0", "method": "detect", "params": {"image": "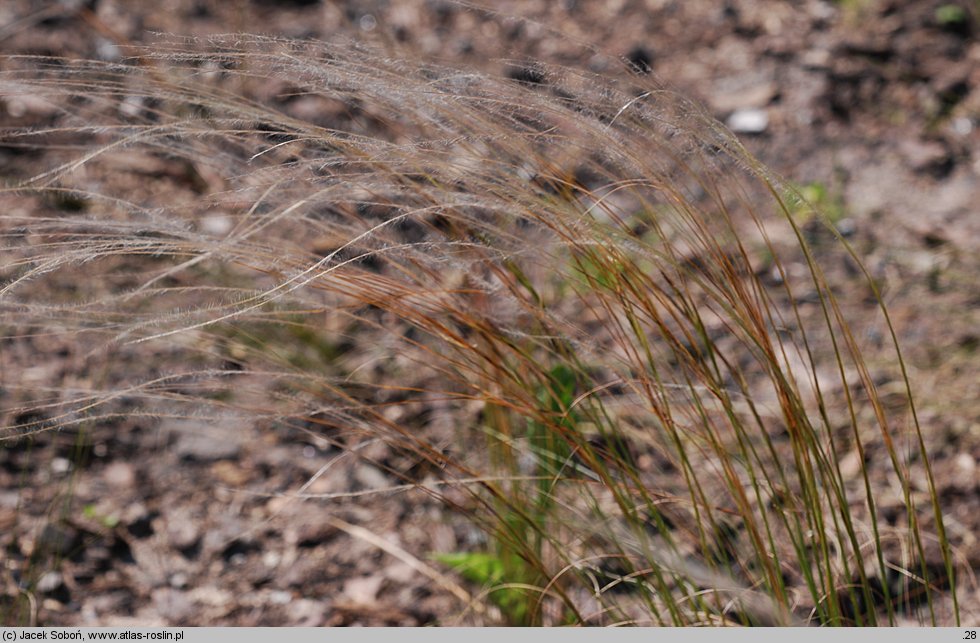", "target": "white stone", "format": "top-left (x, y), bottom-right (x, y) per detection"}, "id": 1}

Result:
top-left (727, 108), bottom-right (769, 134)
